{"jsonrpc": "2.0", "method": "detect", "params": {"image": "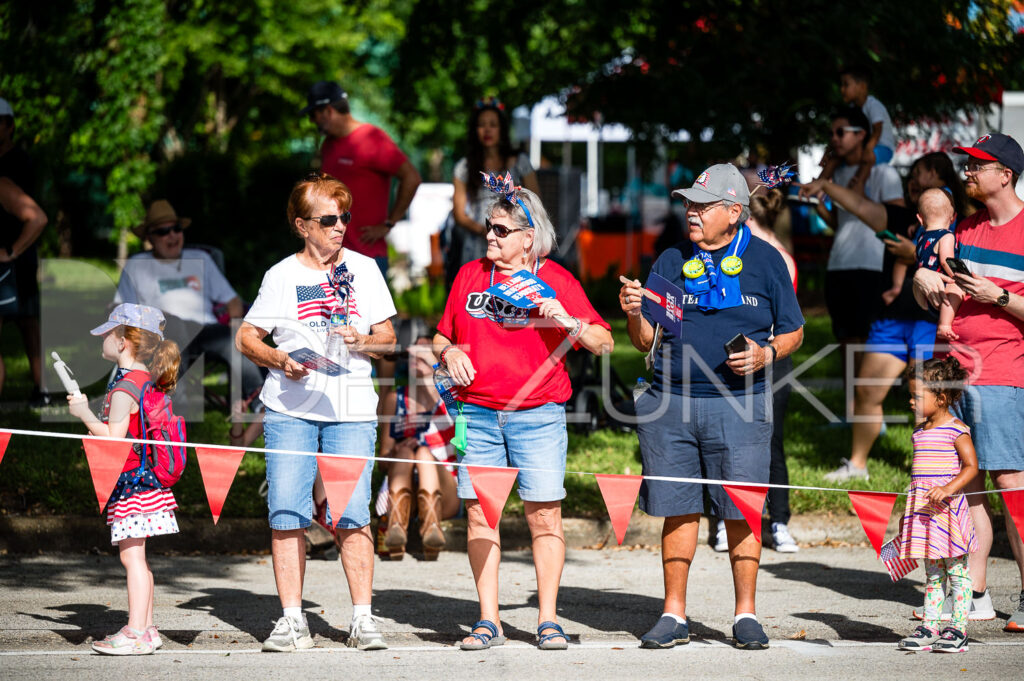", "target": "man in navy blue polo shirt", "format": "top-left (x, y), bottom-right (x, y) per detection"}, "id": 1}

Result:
top-left (619, 163), bottom-right (805, 650)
